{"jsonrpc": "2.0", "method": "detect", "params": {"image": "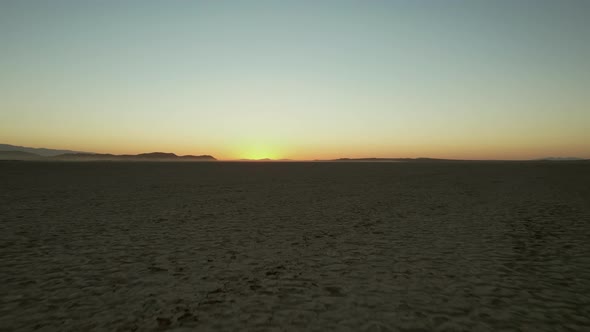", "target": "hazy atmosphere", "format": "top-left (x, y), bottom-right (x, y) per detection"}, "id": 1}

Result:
top-left (2, 0), bottom-right (589, 160)
top-left (2, 2), bottom-right (590, 331)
